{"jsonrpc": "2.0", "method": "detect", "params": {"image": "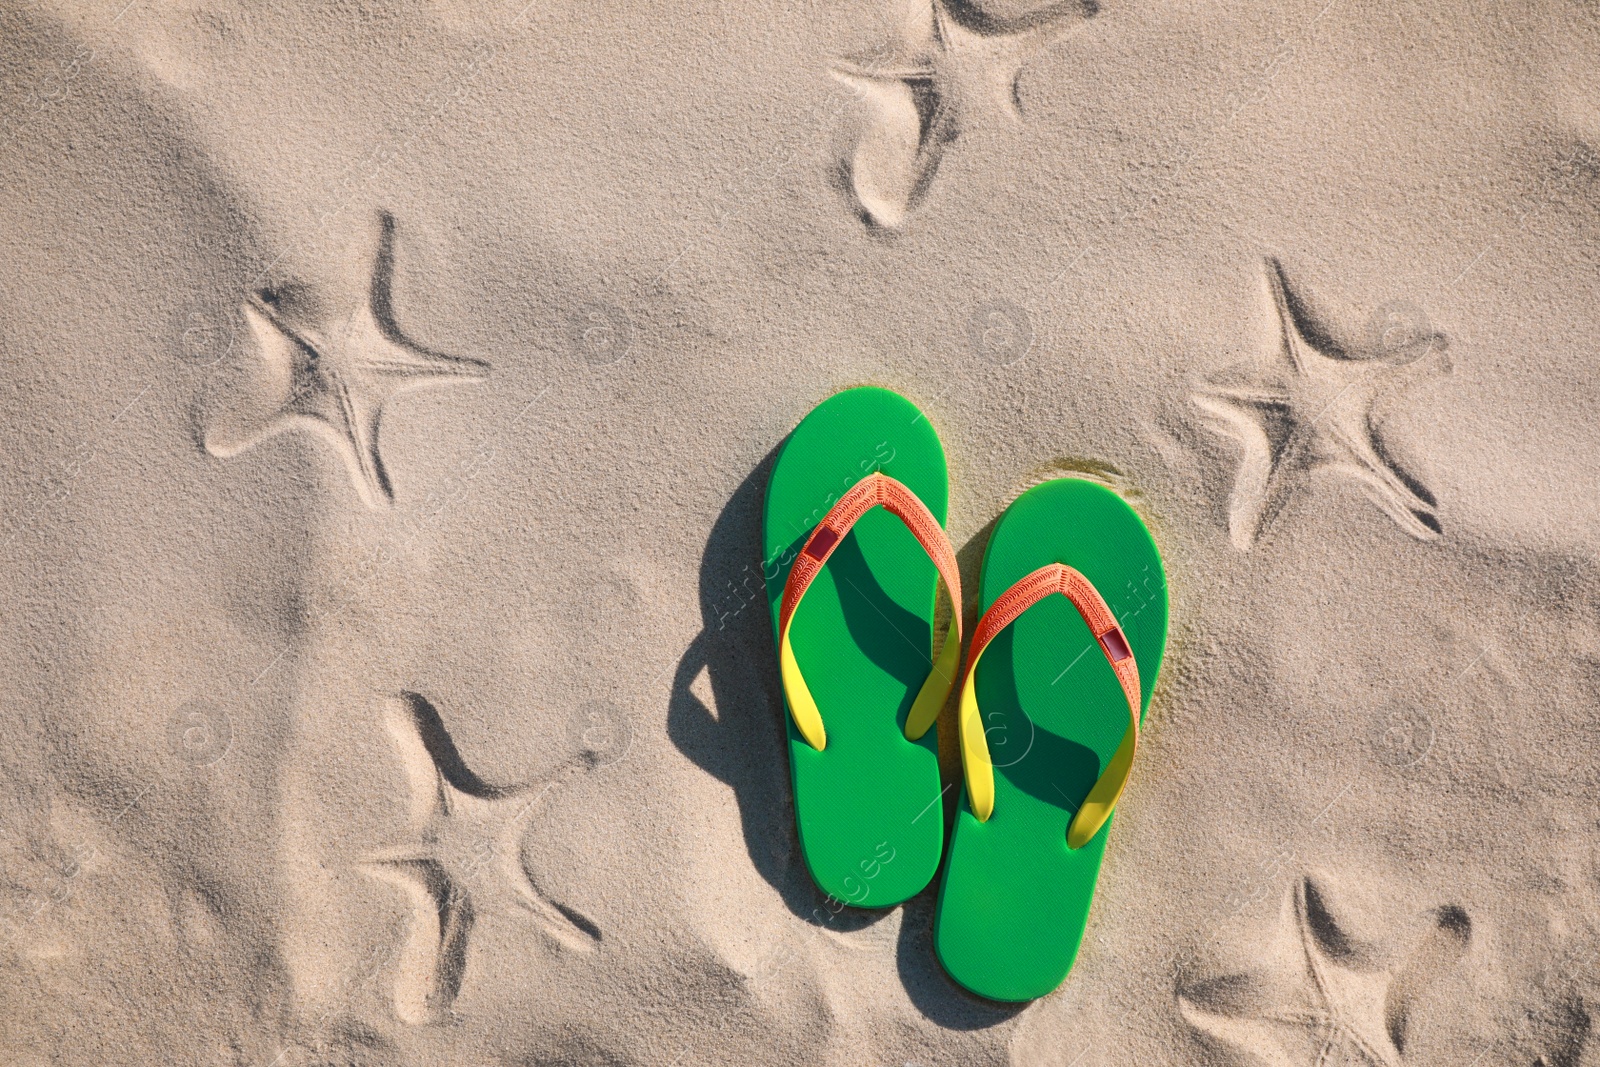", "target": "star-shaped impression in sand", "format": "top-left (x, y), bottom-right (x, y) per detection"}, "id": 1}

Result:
top-left (1178, 876), bottom-right (1471, 1067)
top-left (205, 212), bottom-right (489, 508)
top-left (364, 693), bottom-right (598, 1025)
top-left (1193, 259), bottom-right (1444, 551)
top-left (832, 0), bottom-right (1087, 229)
